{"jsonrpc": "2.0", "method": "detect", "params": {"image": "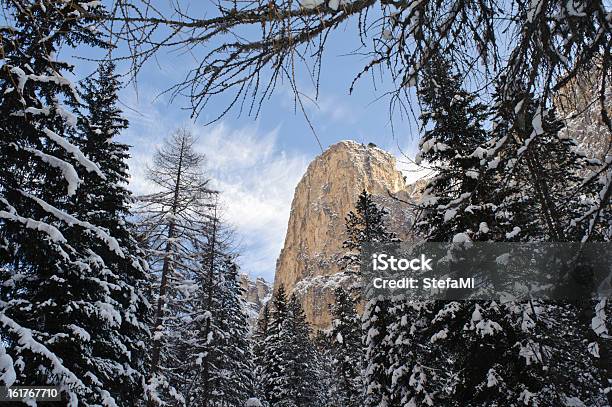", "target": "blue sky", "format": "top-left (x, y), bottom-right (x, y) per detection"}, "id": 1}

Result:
top-left (62, 2), bottom-right (426, 282)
